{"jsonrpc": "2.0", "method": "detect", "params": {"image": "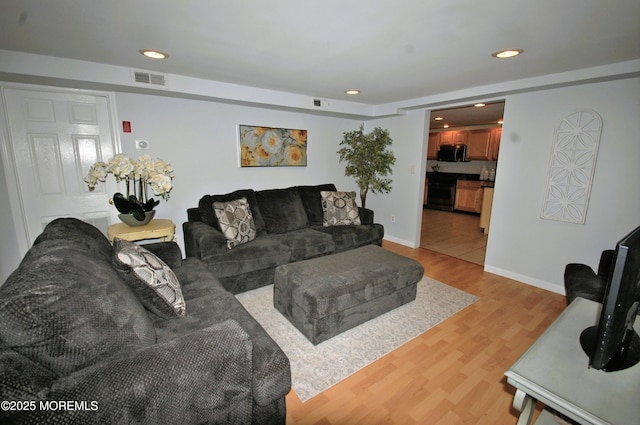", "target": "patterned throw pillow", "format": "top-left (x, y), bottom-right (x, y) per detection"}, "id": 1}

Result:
top-left (113, 238), bottom-right (186, 318)
top-left (320, 191), bottom-right (362, 226)
top-left (213, 197), bottom-right (257, 248)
